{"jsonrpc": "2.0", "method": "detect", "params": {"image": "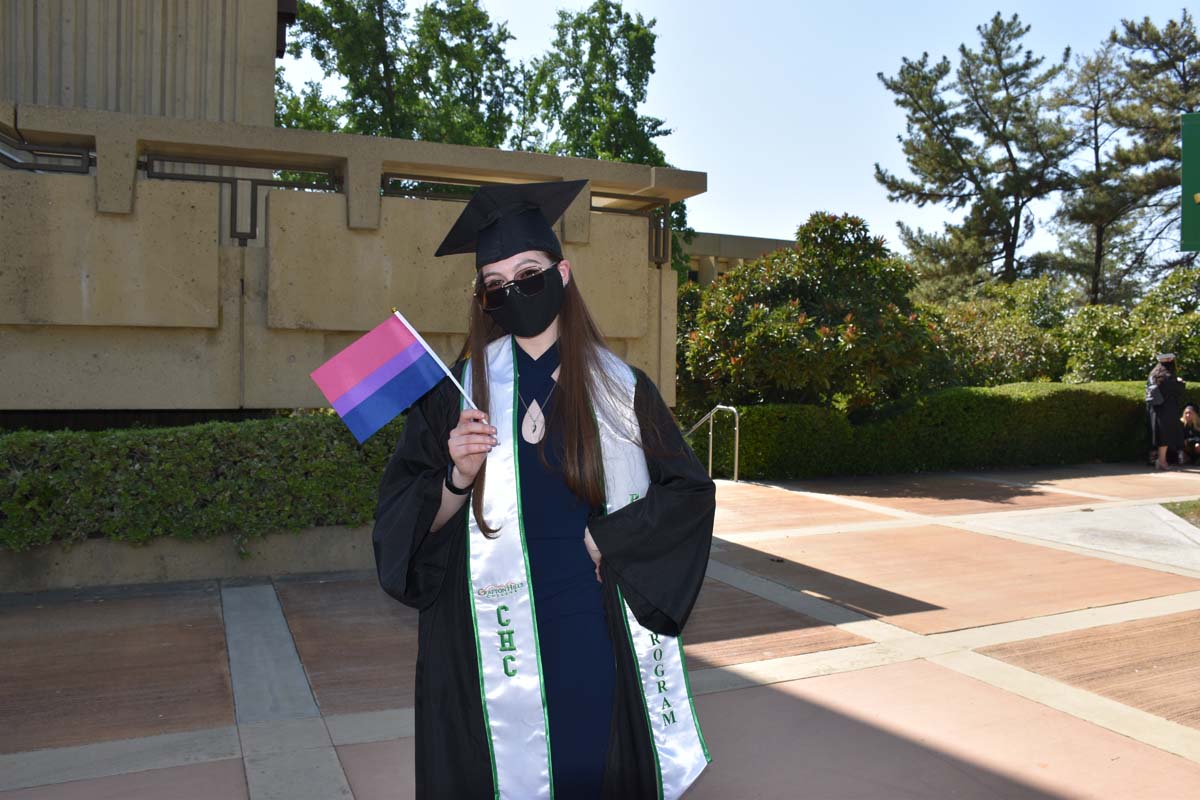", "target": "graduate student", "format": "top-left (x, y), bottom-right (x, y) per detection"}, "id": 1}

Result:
top-left (372, 179), bottom-right (715, 799)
